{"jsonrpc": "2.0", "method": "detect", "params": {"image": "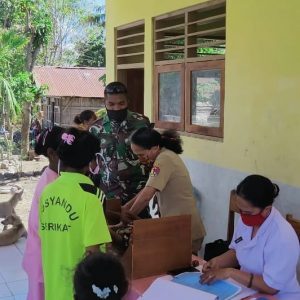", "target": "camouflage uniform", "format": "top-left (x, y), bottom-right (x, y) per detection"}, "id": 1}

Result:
top-left (90, 110), bottom-right (150, 207)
